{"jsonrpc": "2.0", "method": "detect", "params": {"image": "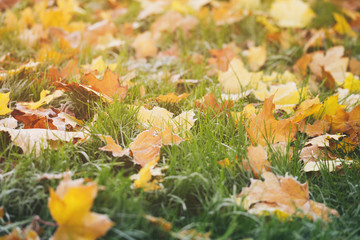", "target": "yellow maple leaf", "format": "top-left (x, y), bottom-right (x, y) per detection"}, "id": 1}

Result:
top-left (344, 73), bottom-right (360, 93)
top-left (132, 158), bottom-right (162, 191)
top-left (0, 92), bottom-right (12, 115)
top-left (256, 16), bottom-right (279, 34)
top-left (316, 95), bottom-right (345, 118)
top-left (48, 172), bottom-right (113, 240)
top-left (291, 97), bottom-right (322, 123)
top-left (270, 0), bottom-right (315, 28)
top-left (333, 13), bottom-right (357, 38)
top-left (22, 90), bottom-right (64, 110)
